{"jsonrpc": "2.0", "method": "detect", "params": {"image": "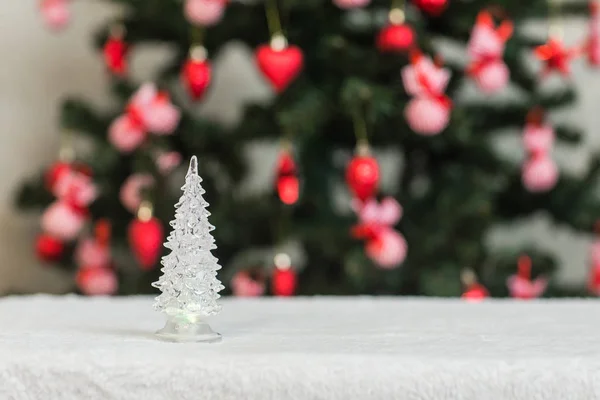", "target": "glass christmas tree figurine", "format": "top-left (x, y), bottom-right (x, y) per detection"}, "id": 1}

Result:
top-left (152, 156), bottom-right (224, 343)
